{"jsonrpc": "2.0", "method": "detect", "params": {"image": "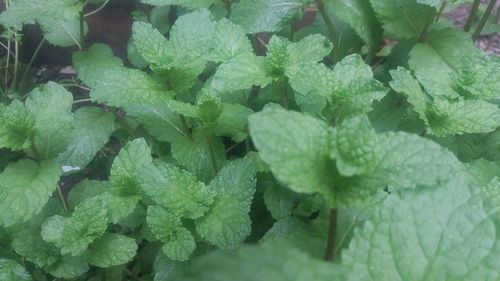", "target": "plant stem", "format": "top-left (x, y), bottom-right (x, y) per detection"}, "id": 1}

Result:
top-left (84, 0), bottom-right (110, 17)
top-left (180, 115), bottom-right (192, 139)
top-left (315, 0), bottom-right (338, 62)
top-left (324, 208), bottom-right (338, 261)
top-left (79, 10), bottom-right (86, 50)
top-left (19, 38), bottom-right (46, 93)
top-left (4, 39), bottom-right (11, 93)
top-left (57, 185), bottom-right (69, 212)
top-left (418, 11), bottom-right (434, 41)
top-left (206, 133), bottom-right (219, 174)
top-left (464, 0), bottom-right (481, 31)
top-left (11, 37), bottom-right (19, 91)
top-left (435, 0), bottom-right (448, 22)
top-left (472, 0), bottom-right (498, 40)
